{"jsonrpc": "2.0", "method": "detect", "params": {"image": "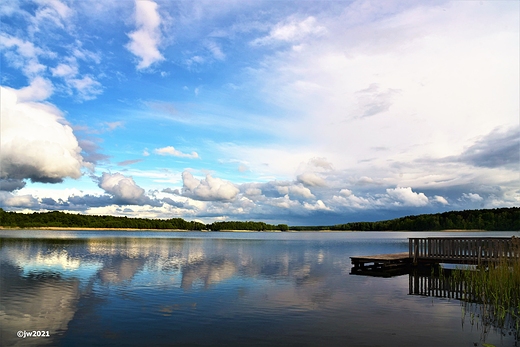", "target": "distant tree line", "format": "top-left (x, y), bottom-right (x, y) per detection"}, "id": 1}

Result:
top-left (0, 209), bottom-right (205, 230)
top-left (207, 221), bottom-right (289, 231)
top-left (0, 207), bottom-right (518, 231)
top-left (293, 207), bottom-right (518, 231)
